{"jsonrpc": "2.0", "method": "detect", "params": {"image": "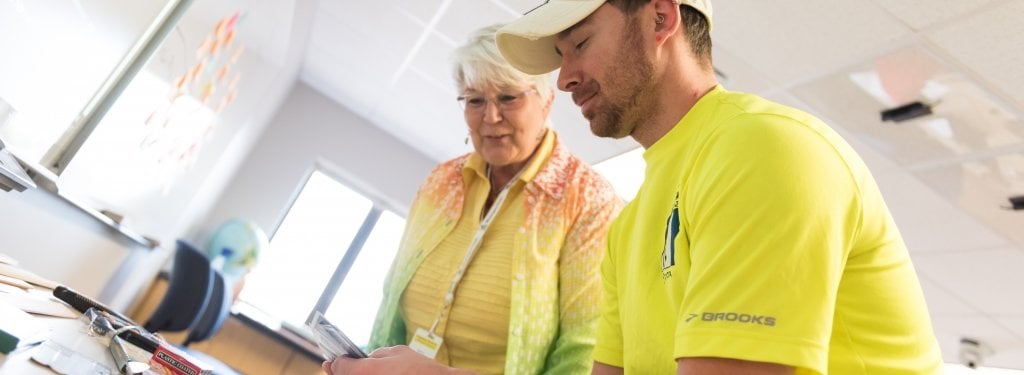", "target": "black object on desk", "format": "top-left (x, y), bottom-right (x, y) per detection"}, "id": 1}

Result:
top-left (53, 285), bottom-right (137, 326)
top-left (52, 285), bottom-right (162, 353)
